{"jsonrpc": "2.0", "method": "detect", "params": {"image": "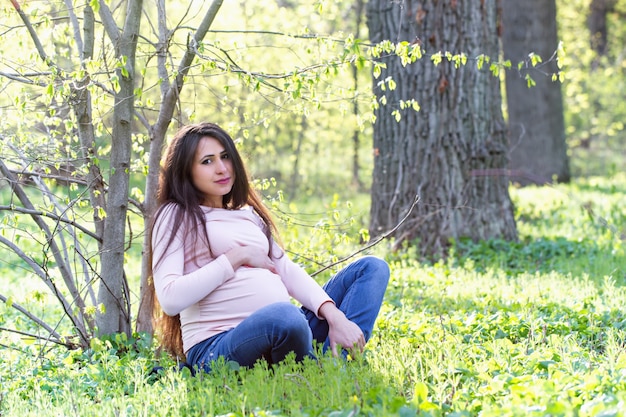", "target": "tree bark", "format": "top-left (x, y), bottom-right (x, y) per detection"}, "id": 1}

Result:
top-left (96, 0), bottom-right (144, 336)
top-left (366, 0), bottom-right (517, 257)
top-left (502, 0), bottom-right (570, 185)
